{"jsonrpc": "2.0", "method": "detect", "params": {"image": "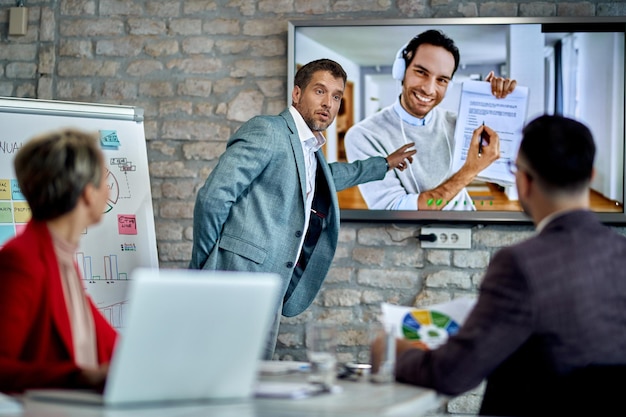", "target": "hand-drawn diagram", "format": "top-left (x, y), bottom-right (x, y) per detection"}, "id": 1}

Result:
top-left (0, 100), bottom-right (158, 329)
